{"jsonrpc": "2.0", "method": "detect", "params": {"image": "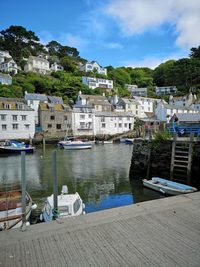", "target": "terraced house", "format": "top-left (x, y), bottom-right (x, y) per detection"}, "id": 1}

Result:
top-left (39, 103), bottom-right (72, 134)
top-left (0, 98), bottom-right (35, 140)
